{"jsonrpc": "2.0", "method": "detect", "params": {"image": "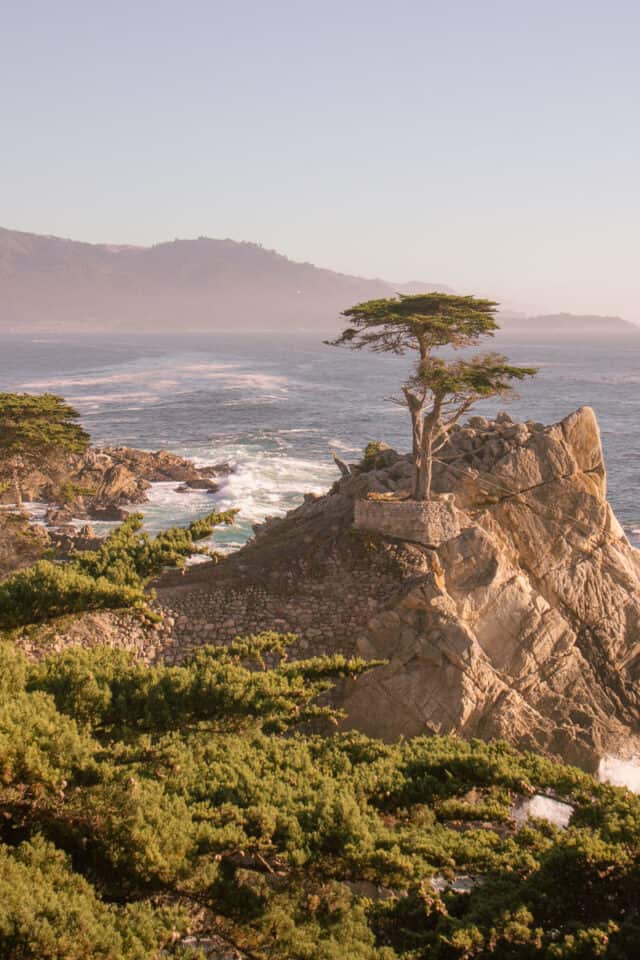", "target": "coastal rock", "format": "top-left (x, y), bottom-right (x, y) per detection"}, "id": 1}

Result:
top-left (87, 504), bottom-right (130, 521)
top-left (100, 447), bottom-right (226, 484)
top-left (167, 405), bottom-right (638, 770)
top-left (0, 510), bottom-right (51, 579)
top-left (335, 406), bottom-right (640, 768)
top-left (90, 463), bottom-right (151, 511)
top-left (45, 506), bottom-right (76, 525)
top-left (174, 478), bottom-right (220, 494)
top-left (0, 445), bottom-right (229, 524)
